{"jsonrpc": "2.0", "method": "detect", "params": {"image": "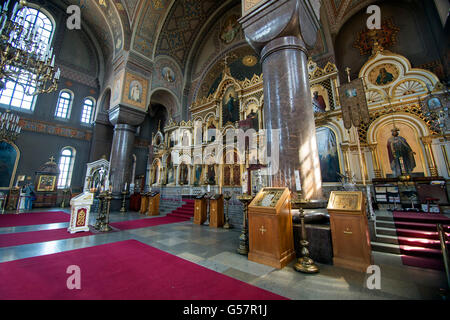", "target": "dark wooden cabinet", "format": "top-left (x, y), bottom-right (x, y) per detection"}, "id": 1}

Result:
top-left (147, 192), bottom-right (160, 216)
top-left (209, 194), bottom-right (224, 228)
top-left (6, 187), bottom-right (20, 210)
top-left (140, 193), bottom-right (149, 214)
top-left (34, 192), bottom-right (57, 208)
top-left (194, 194), bottom-right (207, 225)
